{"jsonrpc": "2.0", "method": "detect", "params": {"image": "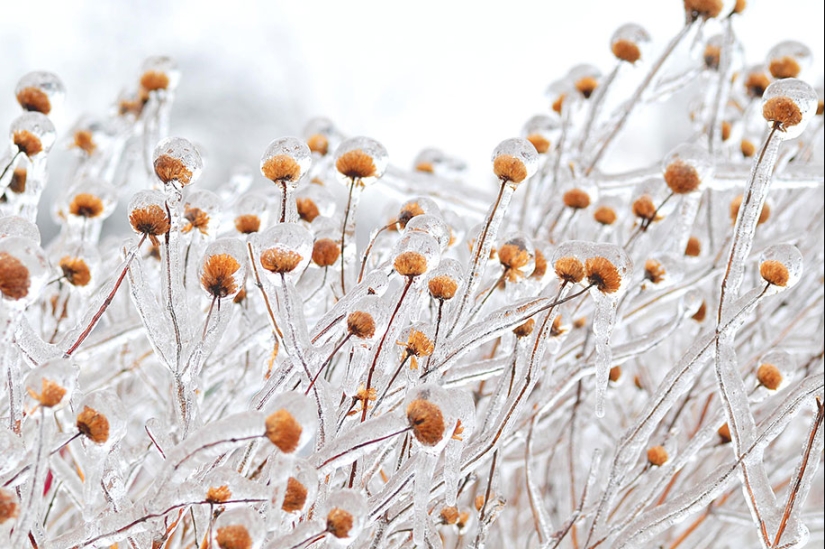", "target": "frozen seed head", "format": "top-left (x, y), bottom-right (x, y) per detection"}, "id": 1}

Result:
top-left (9, 167), bottom-right (26, 194)
top-left (73, 130), bottom-right (96, 155)
top-left (563, 188), bottom-right (591, 210)
top-left (647, 445), bottom-right (668, 466)
top-left (76, 406), bottom-right (110, 444)
top-left (130, 205), bottom-right (170, 246)
top-left (703, 45), bottom-right (721, 71)
top-left (201, 254), bottom-right (241, 298)
top-left (16, 87), bottom-right (51, 114)
top-left (763, 96), bottom-right (803, 131)
top-left (327, 507), bottom-right (354, 539)
top-left (493, 155), bottom-right (528, 185)
top-left (336, 149), bottom-right (377, 180)
top-left (140, 70), bottom-right (170, 92)
top-left (585, 256), bottom-right (621, 294)
top-left (692, 300), bottom-right (707, 322)
top-left (664, 160), bottom-right (701, 194)
top-left (27, 378), bottom-right (67, 407)
top-left (216, 525), bottom-right (252, 549)
top-left (265, 409), bottom-right (302, 453)
top-left (12, 130), bottom-right (42, 157)
top-left (730, 195), bottom-right (770, 225)
top-left (296, 197), bottom-right (320, 223)
top-left (632, 195), bottom-right (658, 221)
top-left (428, 275), bottom-right (458, 300)
top-left (745, 72), bottom-right (770, 98)
top-left (261, 154), bottom-right (302, 183)
top-left (684, 0), bottom-right (724, 20)
top-left (498, 243), bottom-right (530, 281)
top-left (234, 214), bottom-right (261, 234)
top-left (759, 260), bottom-right (789, 287)
top-left (593, 206), bottom-right (617, 225)
top-left (402, 329), bottom-right (434, 358)
top-left (306, 133), bottom-right (329, 156)
top-left (206, 485), bottom-right (232, 504)
top-left (757, 363), bottom-right (783, 390)
top-left (347, 310), bottom-right (376, 339)
top-left (513, 318), bottom-right (536, 339)
top-left (525, 133), bottom-right (550, 154)
top-left (59, 257), bottom-right (91, 287)
top-left (394, 251), bottom-right (428, 277)
top-left (718, 423), bottom-right (732, 443)
top-left (685, 236), bottom-right (701, 257)
top-left (441, 506), bottom-right (460, 525)
top-left (612, 39), bottom-right (641, 63)
top-left (769, 56), bottom-right (801, 79)
top-left (183, 205), bottom-right (210, 235)
top-left (740, 139), bottom-right (756, 157)
top-left (154, 154), bottom-right (193, 185)
top-left (69, 193), bottom-right (105, 219)
top-left (0, 251), bottom-right (30, 300)
top-left (407, 398), bottom-right (445, 446)
top-left (397, 202), bottom-right (425, 229)
top-left (282, 477), bottom-right (308, 513)
top-left (609, 365), bottom-right (622, 382)
top-left (554, 256), bottom-right (585, 284)
top-left (260, 248), bottom-right (303, 274)
top-left (312, 238), bottom-right (340, 267)
top-left (575, 76), bottom-right (598, 99)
